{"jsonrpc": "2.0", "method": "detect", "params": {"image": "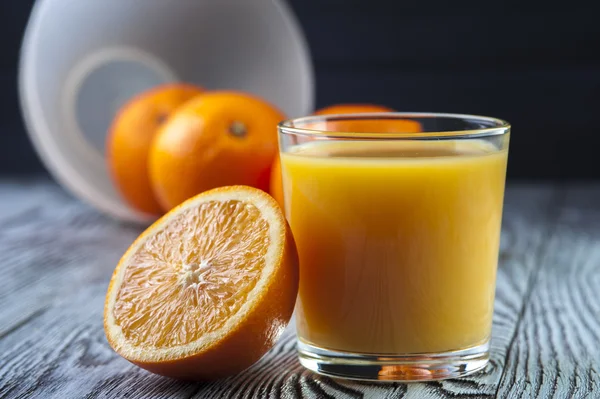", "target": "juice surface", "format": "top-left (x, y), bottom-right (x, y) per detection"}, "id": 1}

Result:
top-left (281, 140), bottom-right (508, 354)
